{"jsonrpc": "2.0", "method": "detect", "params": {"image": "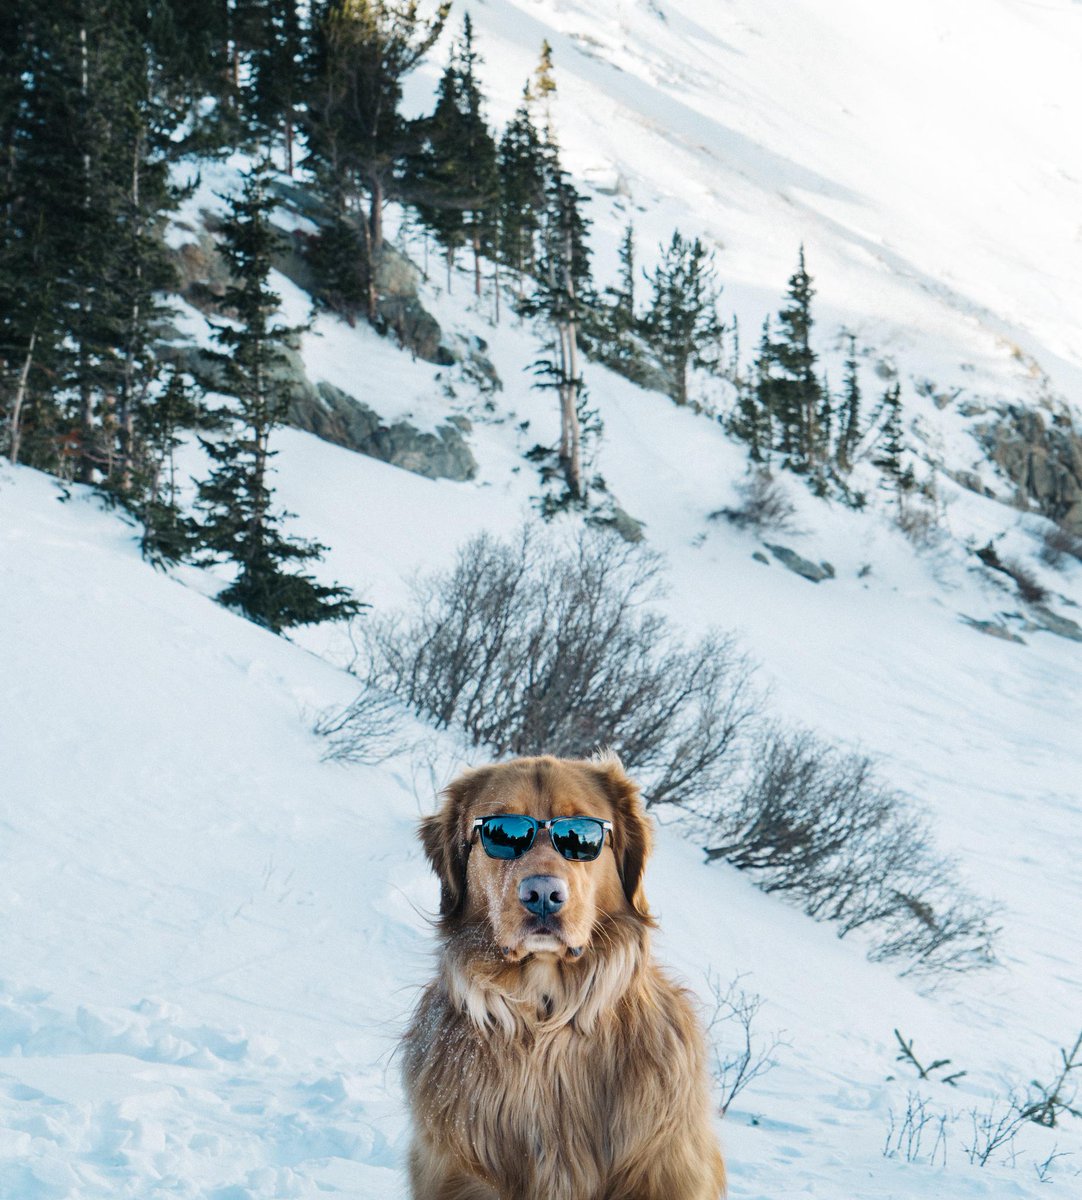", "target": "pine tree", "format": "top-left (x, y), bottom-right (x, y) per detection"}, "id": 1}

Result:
top-left (412, 15), bottom-right (499, 297)
top-left (196, 161), bottom-right (361, 631)
top-left (758, 246), bottom-right (826, 473)
top-left (872, 382), bottom-right (907, 487)
top-left (305, 0), bottom-right (450, 321)
top-left (836, 334), bottom-right (862, 471)
top-left (524, 121), bottom-right (594, 504)
top-left (497, 87), bottom-right (545, 285)
top-left (641, 231), bottom-right (723, 407)
top-left (138, 368), bottom-right (203, 564)
top-left (243, 0), bottom-right (305, 172)
top-left (730, 318), bottom-right (774, 462)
